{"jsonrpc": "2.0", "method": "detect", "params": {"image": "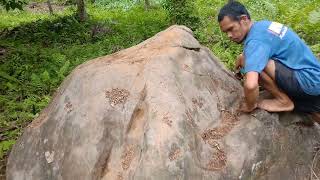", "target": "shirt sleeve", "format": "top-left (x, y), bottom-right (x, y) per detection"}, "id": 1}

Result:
top-left (243, 40), bottom-right (271, 73)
